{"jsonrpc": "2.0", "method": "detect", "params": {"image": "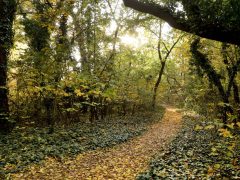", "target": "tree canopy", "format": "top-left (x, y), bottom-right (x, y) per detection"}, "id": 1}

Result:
top-left (123, 0), bottom-right (240, 45)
